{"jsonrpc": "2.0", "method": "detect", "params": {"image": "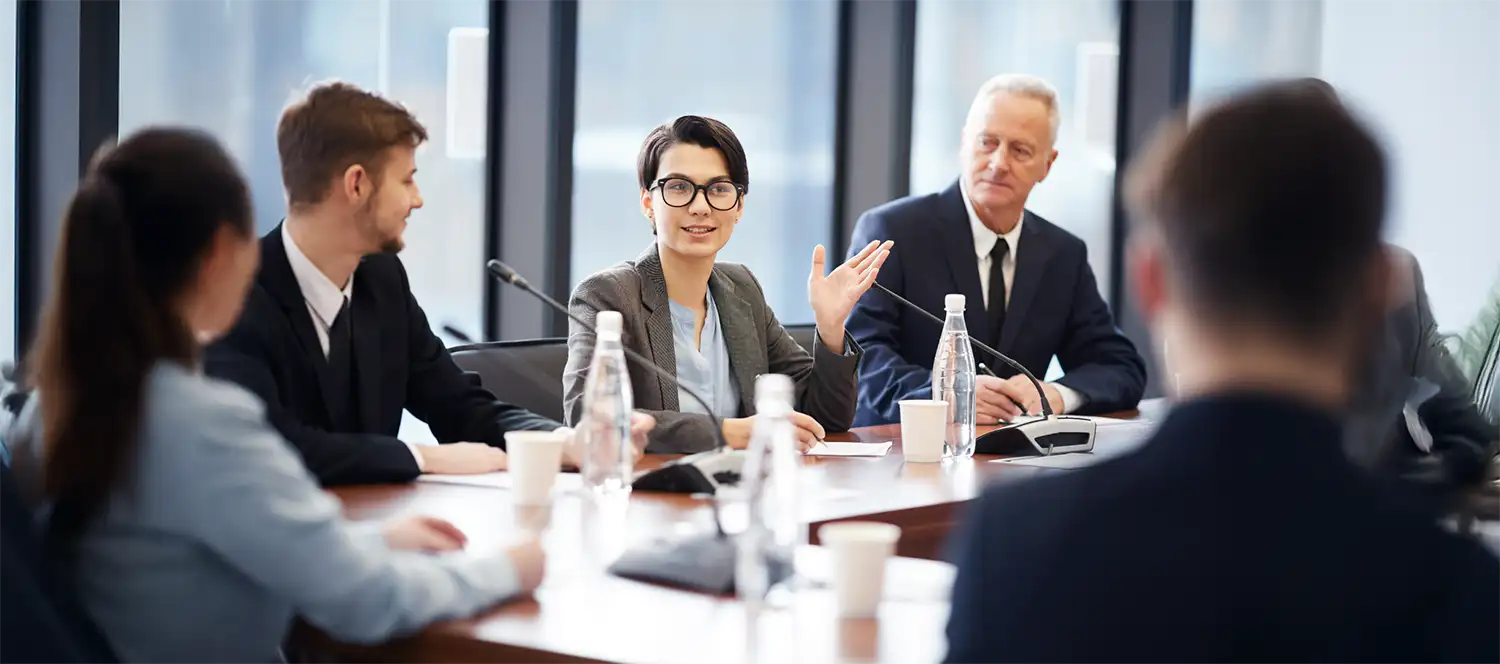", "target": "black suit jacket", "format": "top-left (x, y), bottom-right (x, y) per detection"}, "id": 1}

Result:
top-left (205, 225), bottom-right (560, 486)
top-left (846, 180), bottom-right (1146, 425)
top-left (944, 393), bottom-right (1500, 663)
